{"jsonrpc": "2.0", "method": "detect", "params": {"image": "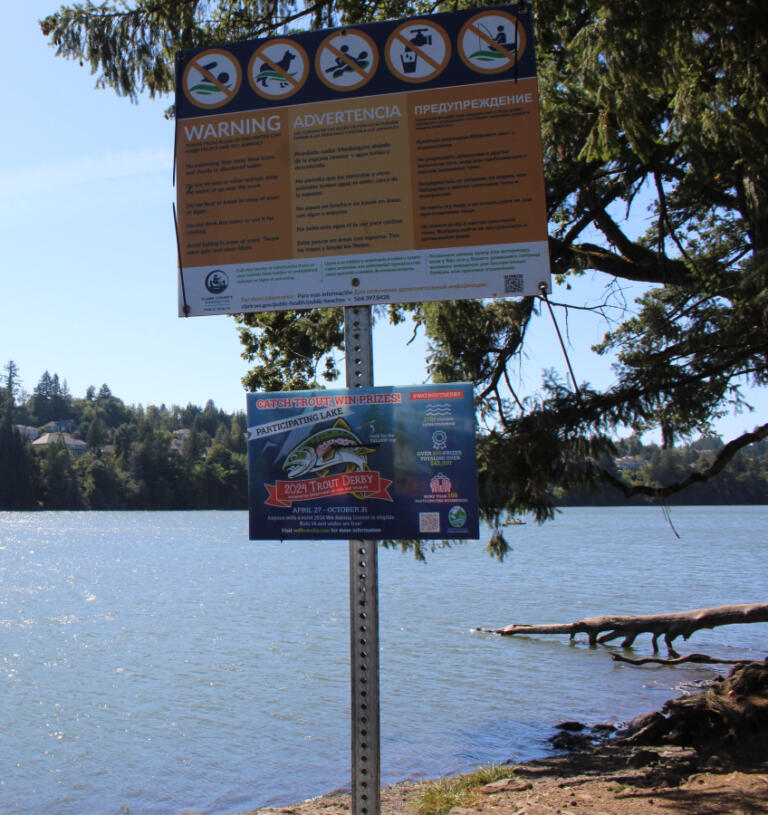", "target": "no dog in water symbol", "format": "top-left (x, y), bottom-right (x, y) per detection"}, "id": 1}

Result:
top-left (315, 28), bottom-right (379, 91)
top-left (182, 49), bottom-right (242, 108)
top-left (458, 10), bottom-right (527, 74)
top-left (248, 39), bottom-right (309, 100)
top-left (385, 20), bottom-right (451, 83)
